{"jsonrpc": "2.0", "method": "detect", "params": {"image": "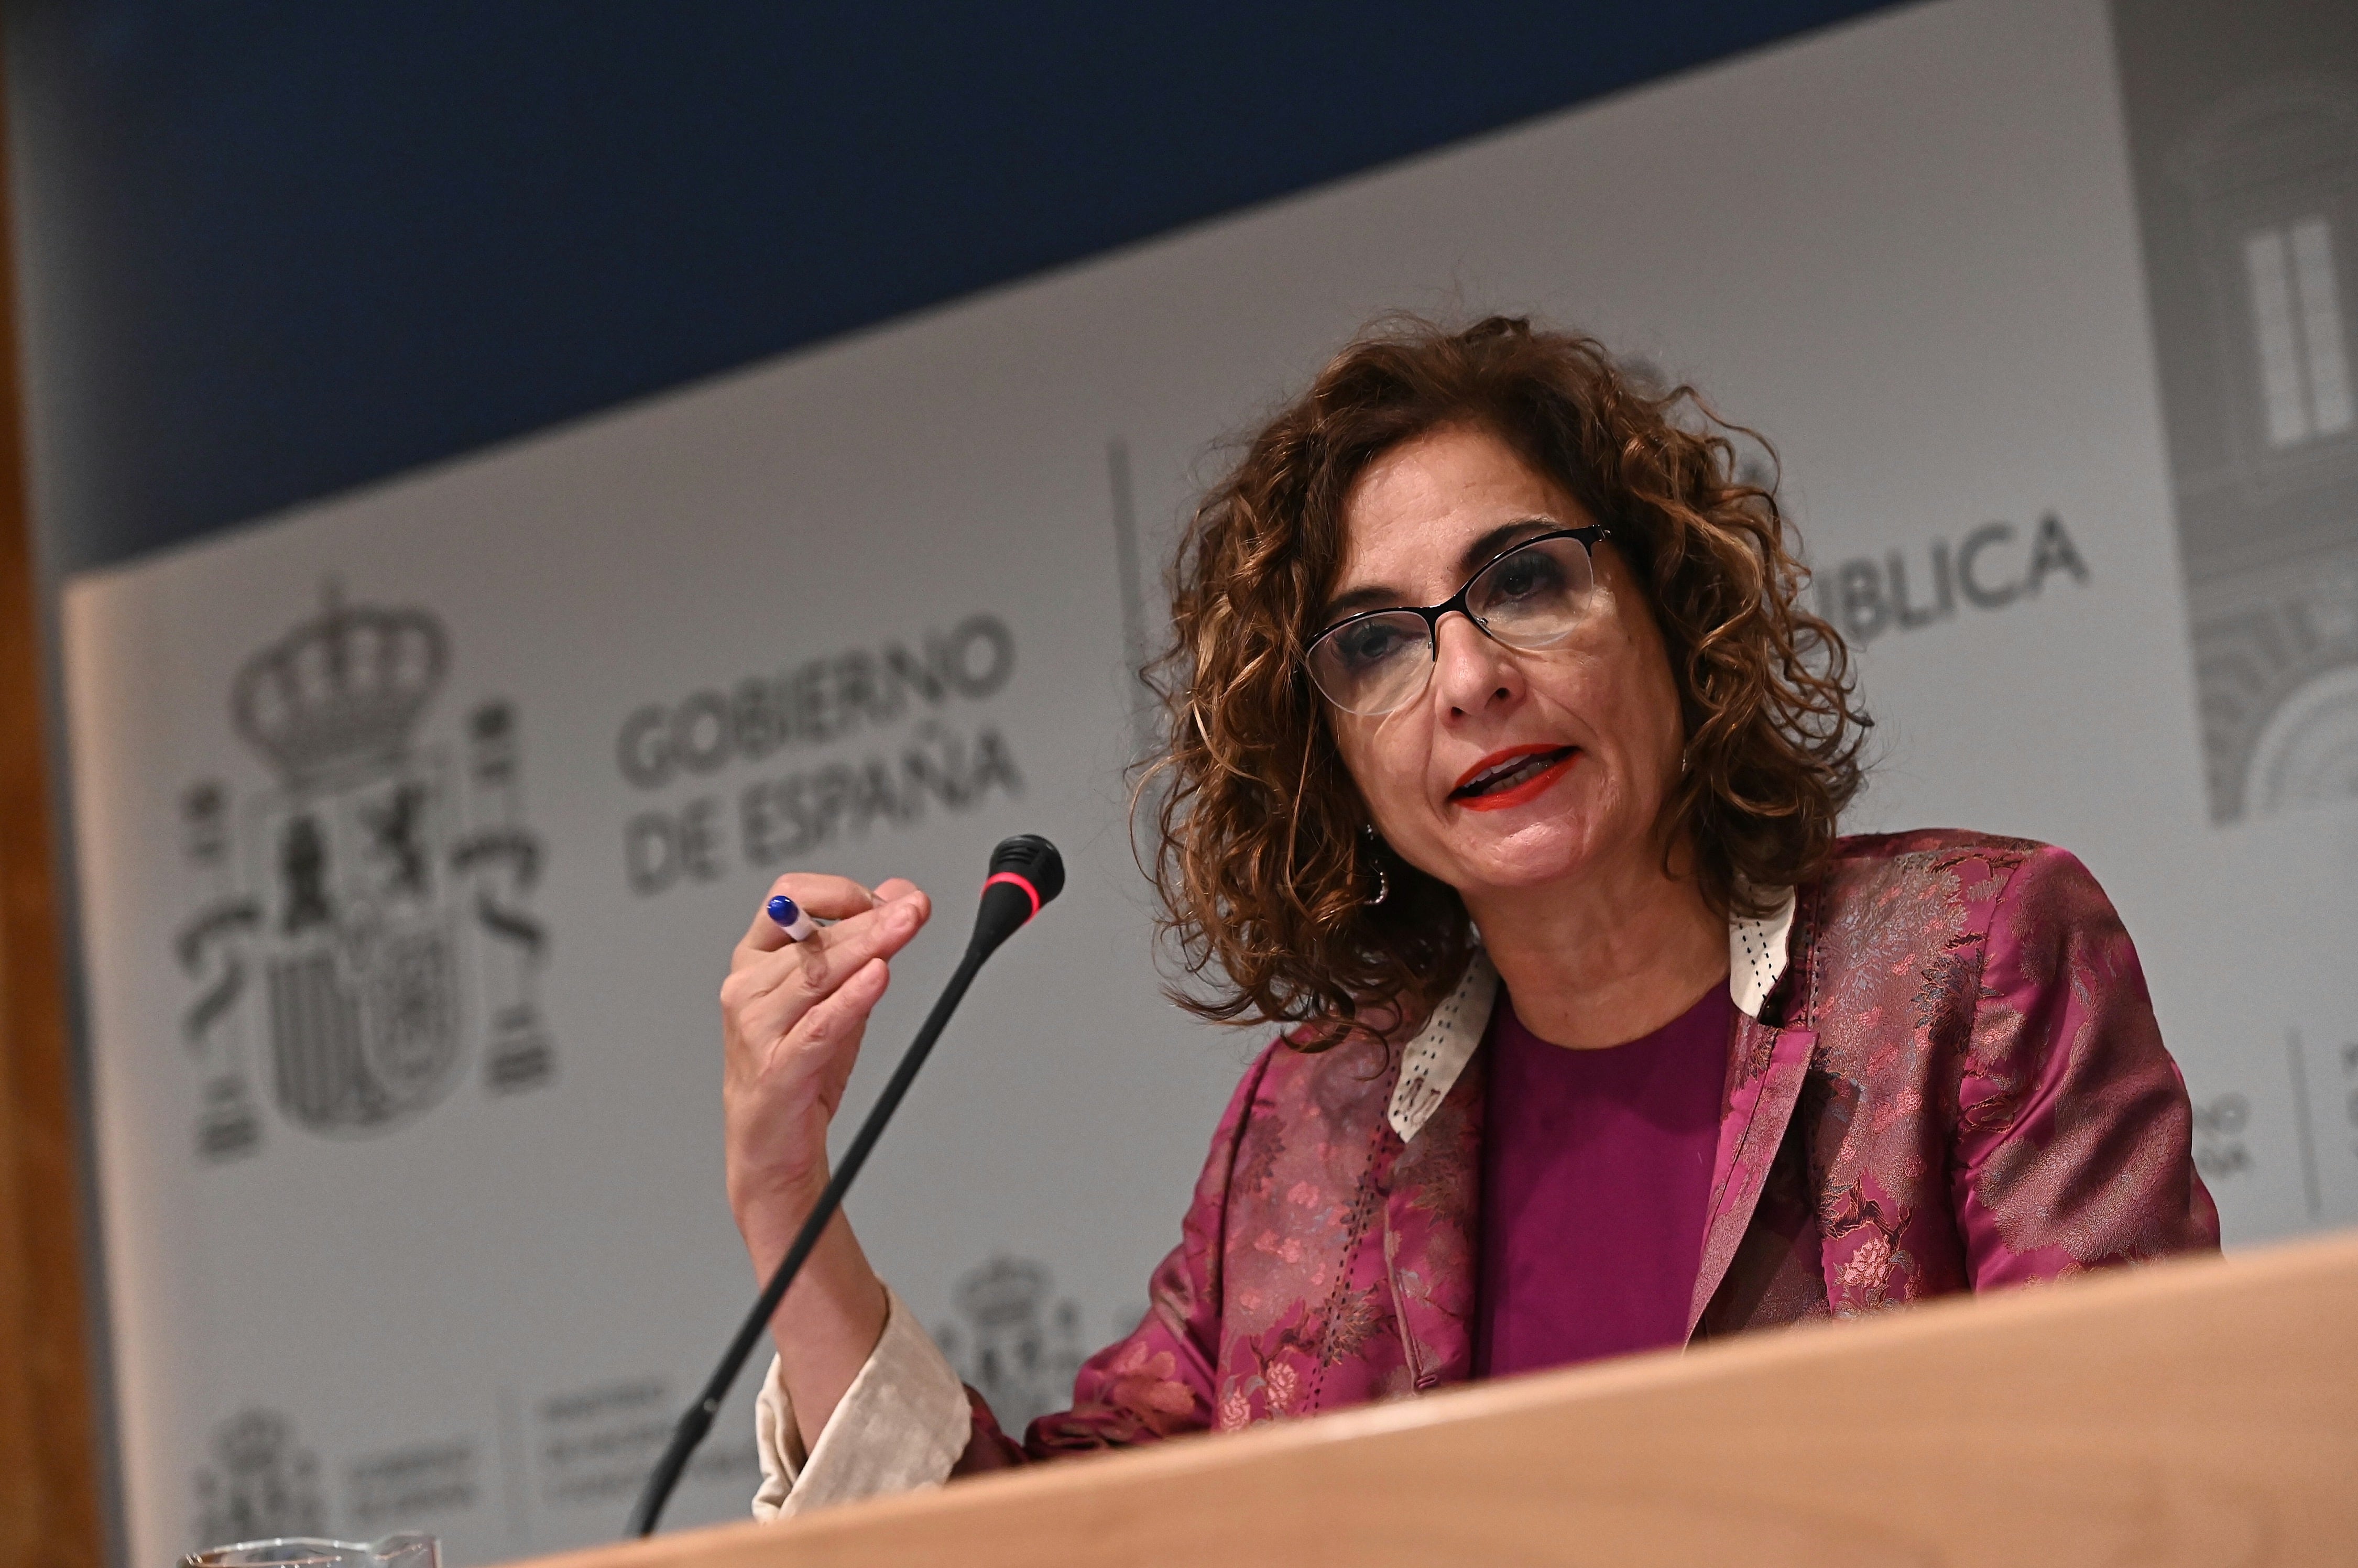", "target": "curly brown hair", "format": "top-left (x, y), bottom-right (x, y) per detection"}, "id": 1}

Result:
top-left (1142, 314), bottom-right (1869, 1035)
